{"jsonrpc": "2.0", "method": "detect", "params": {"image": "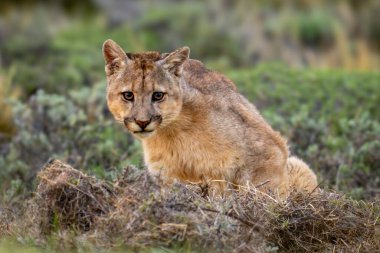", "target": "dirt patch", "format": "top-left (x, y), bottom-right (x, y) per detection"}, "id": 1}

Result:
top-left (1, 159), bottom-right (379, 252)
